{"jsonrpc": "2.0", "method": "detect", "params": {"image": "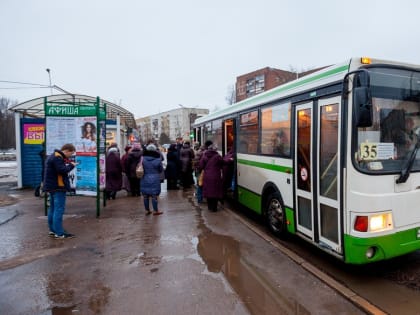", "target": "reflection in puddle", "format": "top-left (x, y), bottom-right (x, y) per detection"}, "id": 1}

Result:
top-left (197, 228), bottom-right (310, 315)
top-left (50, 306), bottom-right (76, 314)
